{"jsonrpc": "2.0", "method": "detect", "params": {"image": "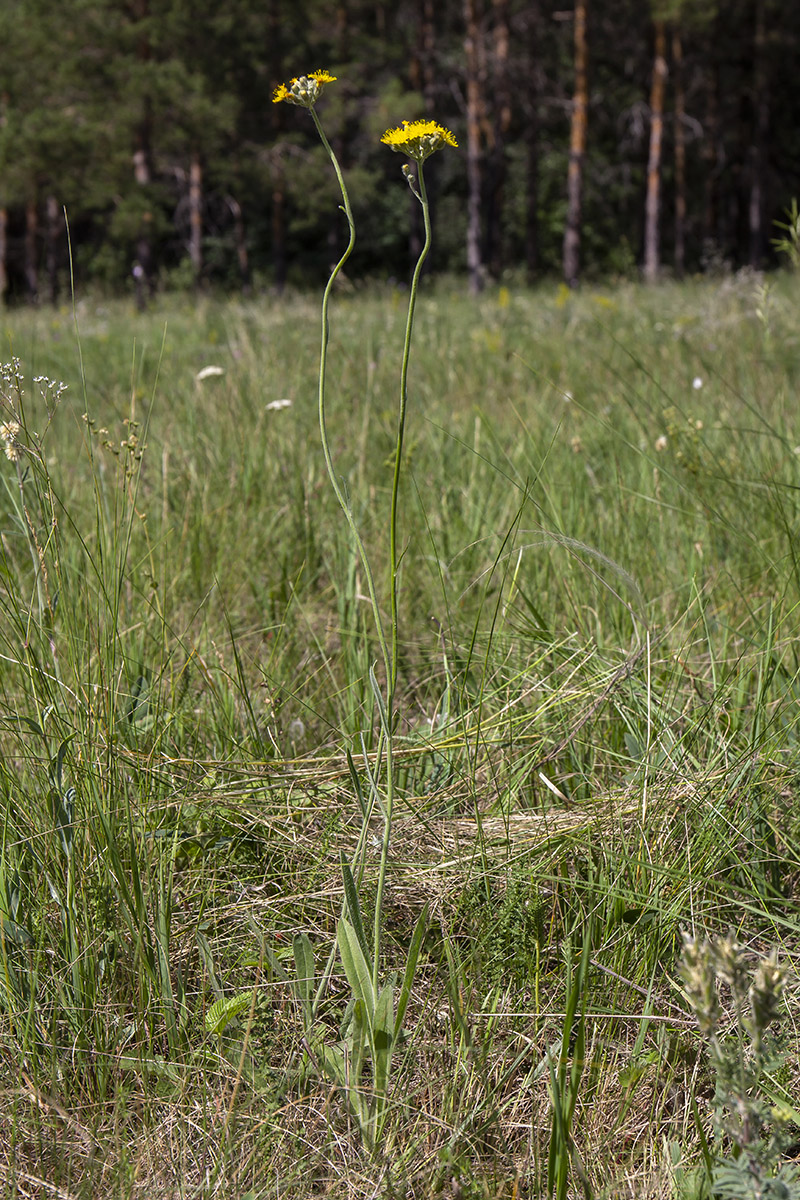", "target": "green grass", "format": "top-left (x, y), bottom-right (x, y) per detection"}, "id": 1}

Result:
top-left (1, 270), bottom-right (800, 1198)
